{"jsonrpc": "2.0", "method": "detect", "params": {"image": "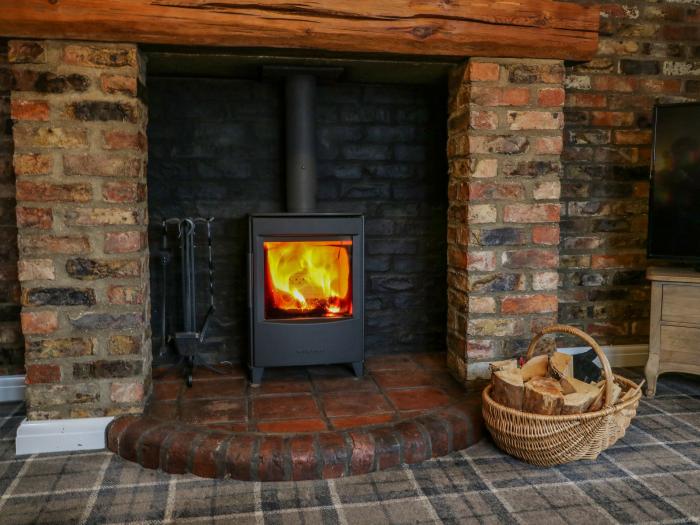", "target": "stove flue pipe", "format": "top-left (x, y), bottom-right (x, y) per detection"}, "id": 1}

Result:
top-left (285, 74), bottom-right (317, 213)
